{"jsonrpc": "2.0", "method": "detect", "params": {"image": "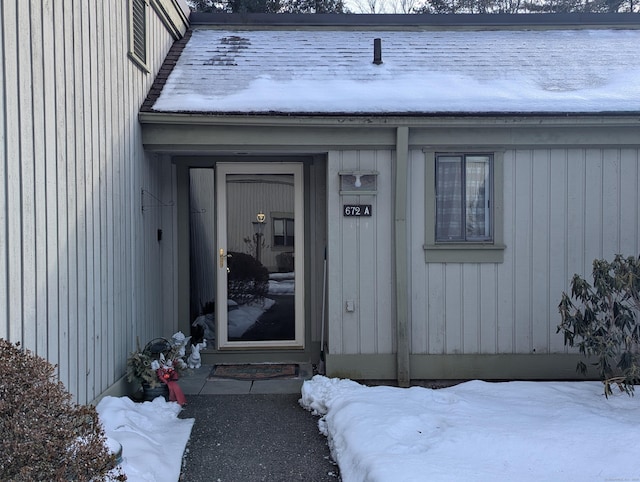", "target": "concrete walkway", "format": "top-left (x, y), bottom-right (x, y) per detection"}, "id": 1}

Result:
top-left (177, 365), bottom-right (340, 481)
top-left (177, 364), bottom-right (313, 396)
